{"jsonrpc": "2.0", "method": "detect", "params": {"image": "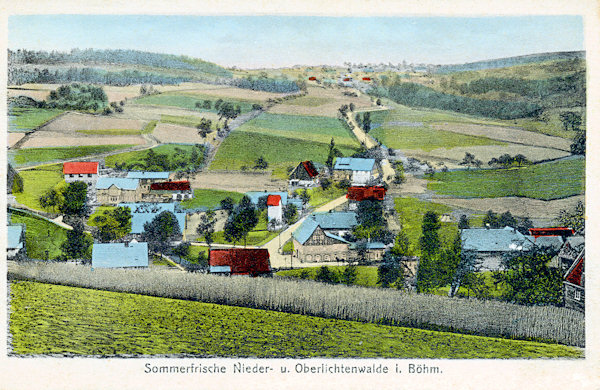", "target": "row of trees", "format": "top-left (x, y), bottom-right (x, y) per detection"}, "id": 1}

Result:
top-left (114, 144), bottom-right (205, 172)
top-left (232, 76), bottom-right (301, 93)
